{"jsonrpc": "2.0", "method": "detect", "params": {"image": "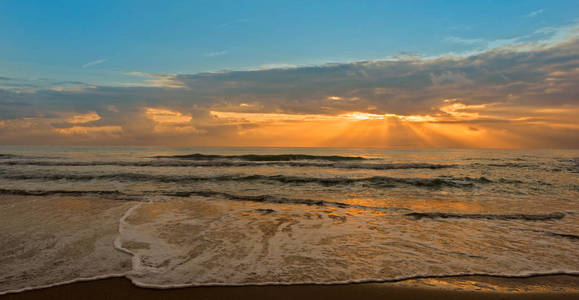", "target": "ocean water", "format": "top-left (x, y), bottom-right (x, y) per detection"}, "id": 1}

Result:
top-left (0, 146), bottom-right (577, 293)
